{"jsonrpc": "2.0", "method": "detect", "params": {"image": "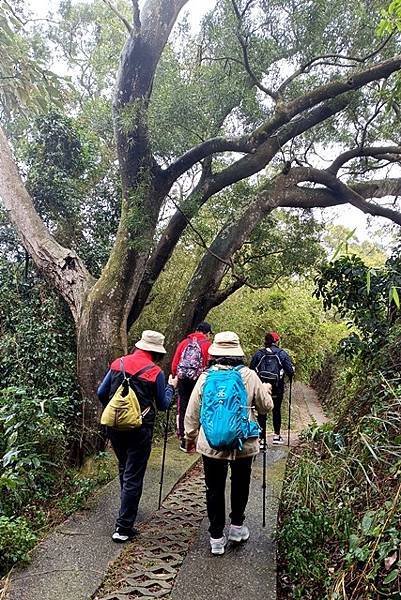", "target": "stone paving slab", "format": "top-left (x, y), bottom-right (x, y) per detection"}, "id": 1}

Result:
top-left (171, 447), bottom-right (288, 600)
top-left (7, 437), bottom-right (198, 600)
